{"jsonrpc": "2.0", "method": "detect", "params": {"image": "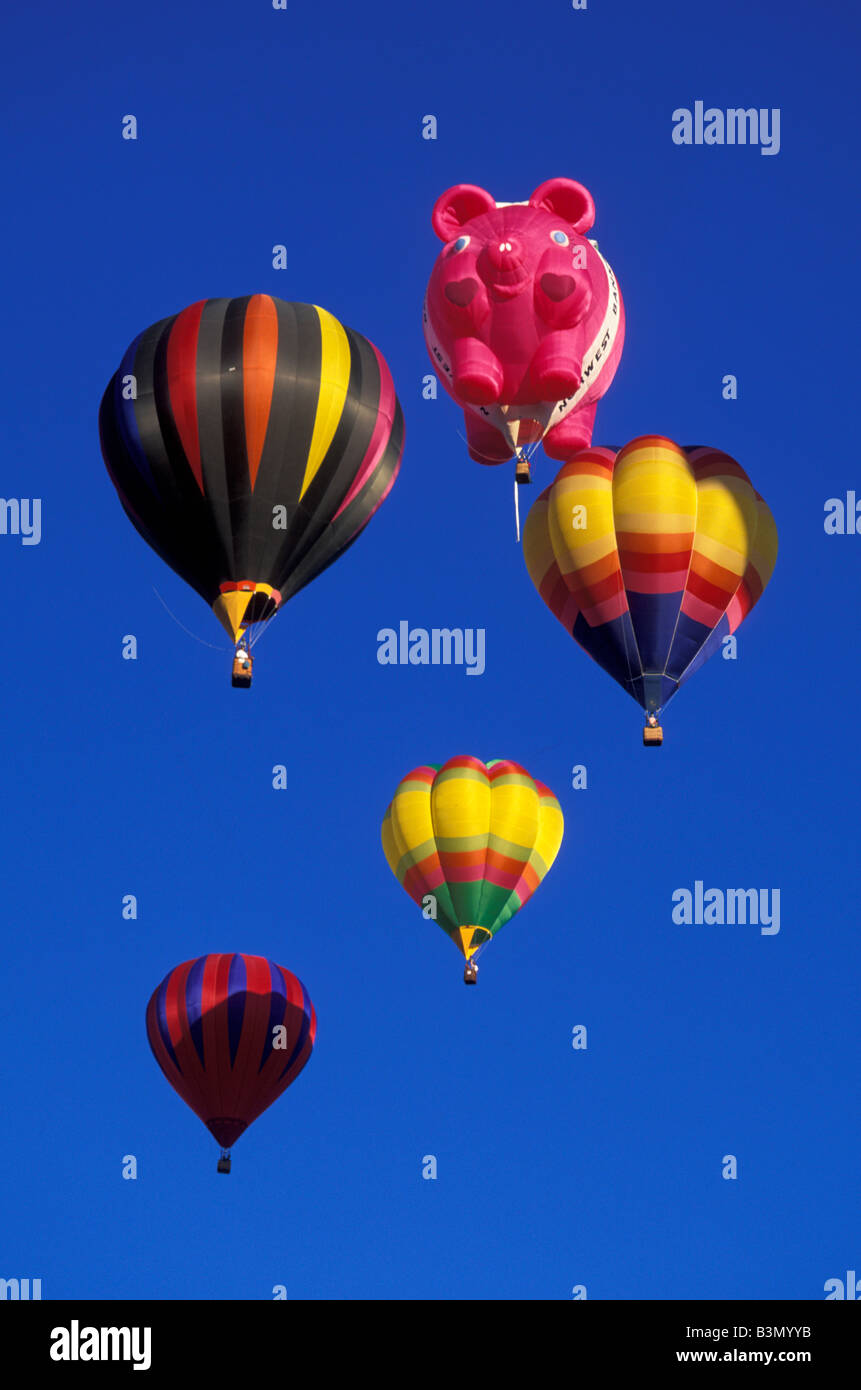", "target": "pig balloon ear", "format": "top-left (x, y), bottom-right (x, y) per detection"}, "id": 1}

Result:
top-left (432, 185), bottom-right (497, 241)
top-left (529, 178), bottom-right (596, 234)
